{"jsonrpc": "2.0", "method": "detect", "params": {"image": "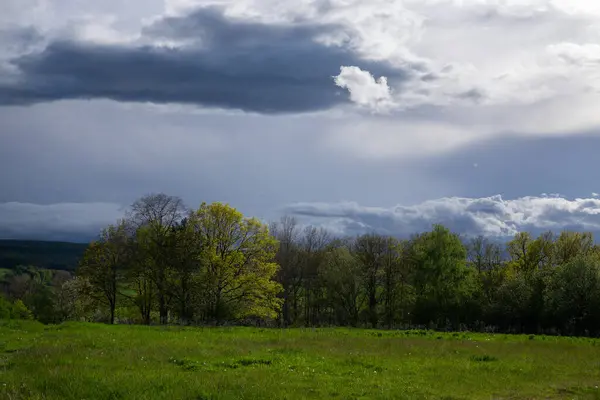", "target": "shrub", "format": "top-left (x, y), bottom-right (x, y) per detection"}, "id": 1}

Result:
top-left (11, 300), bottom-right (33, 320)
